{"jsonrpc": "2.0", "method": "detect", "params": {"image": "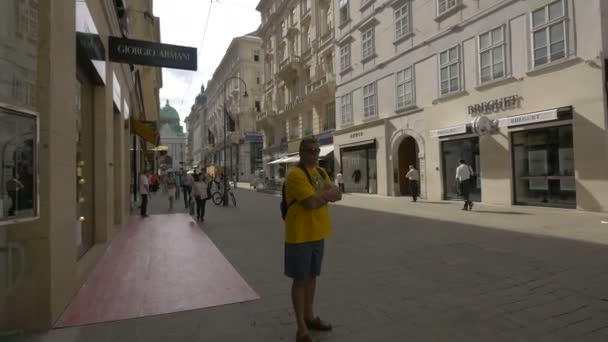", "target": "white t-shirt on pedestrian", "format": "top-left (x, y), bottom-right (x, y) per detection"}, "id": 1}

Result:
top-left (139, 174), bottom-right (149, 195)
top-left (406, 169), bottom-right (419, 181)
top-left (336, 173), bottom-right (344, 184)
top-left (455, 164), bottom-right (473, 182)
